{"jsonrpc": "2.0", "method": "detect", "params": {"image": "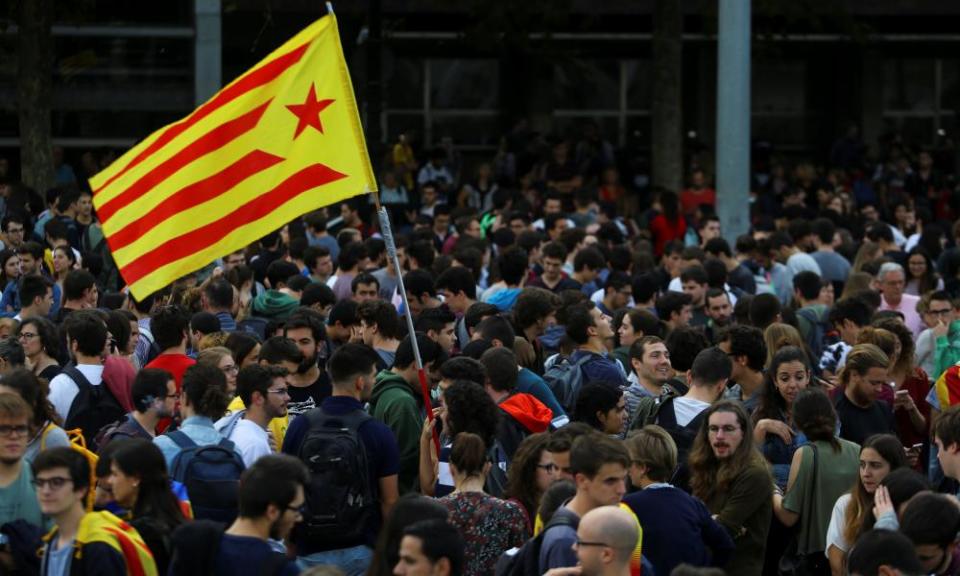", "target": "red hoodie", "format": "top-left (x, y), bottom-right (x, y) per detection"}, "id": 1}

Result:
top-left (499, 392), bottom-right (553, 433)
